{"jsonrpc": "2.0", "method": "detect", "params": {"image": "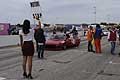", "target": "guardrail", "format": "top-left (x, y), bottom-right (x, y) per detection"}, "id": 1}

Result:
top-left (0, 31), bottom-right (84, 49)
